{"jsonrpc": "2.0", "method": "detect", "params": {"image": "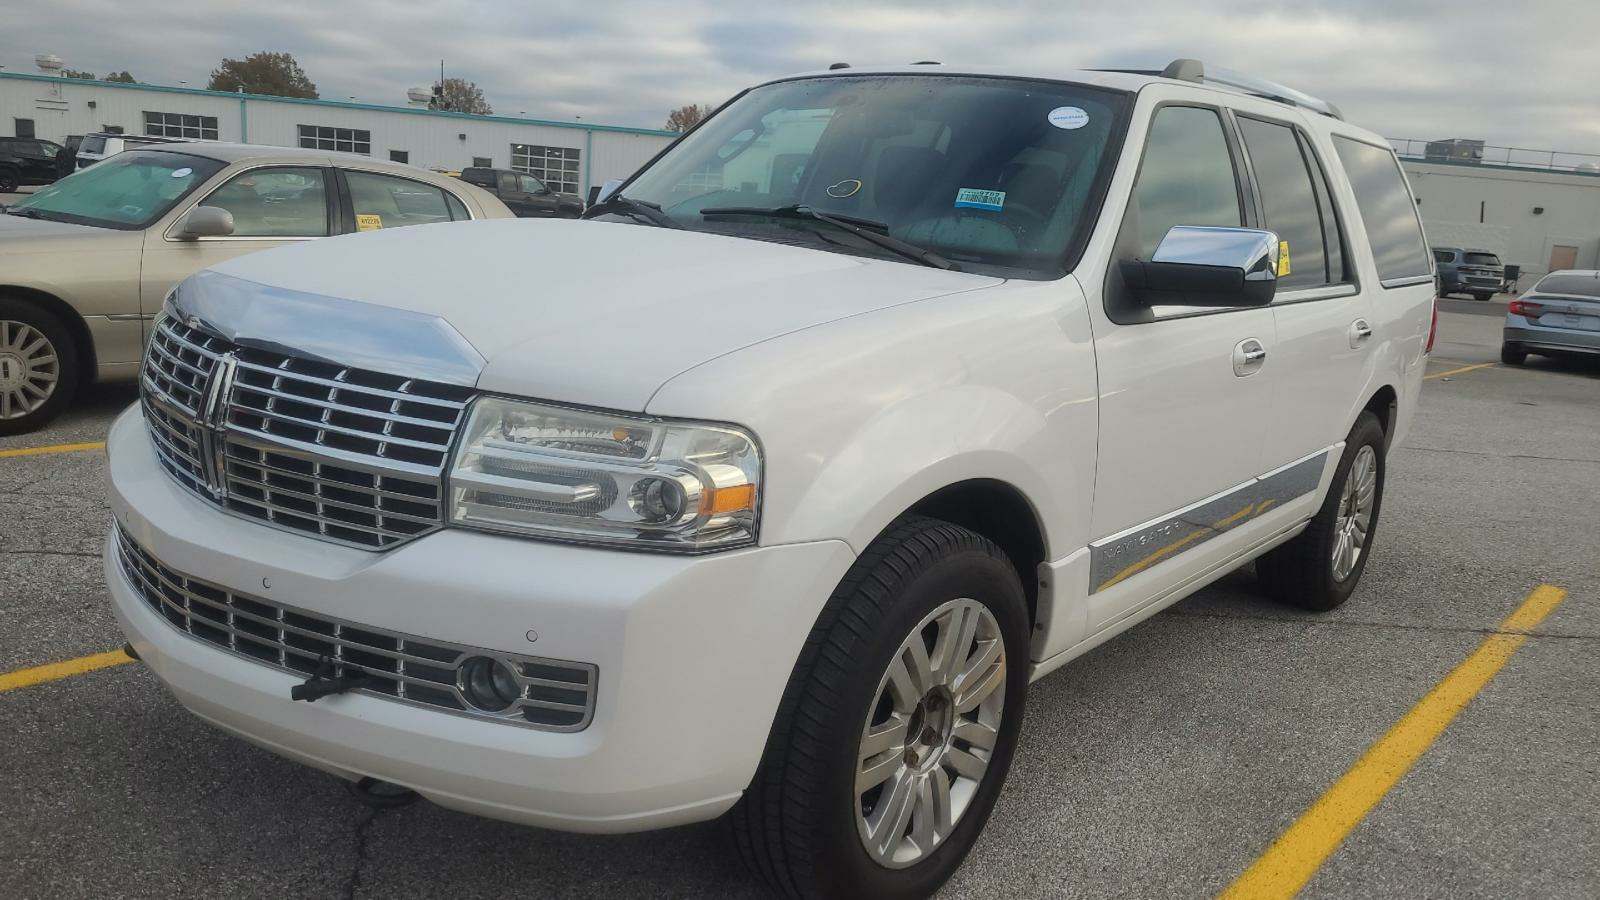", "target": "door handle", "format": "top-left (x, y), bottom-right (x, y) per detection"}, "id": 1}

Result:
top-left (1233, 338), bottom-right (1267, 376)
top-left (1349, 319), bottom-right (1373, 348)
